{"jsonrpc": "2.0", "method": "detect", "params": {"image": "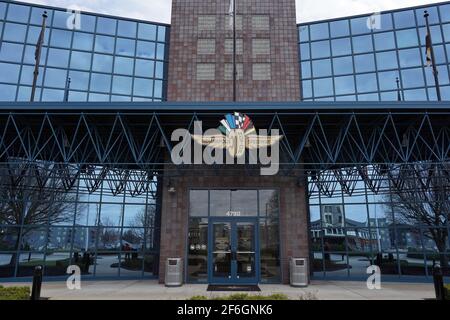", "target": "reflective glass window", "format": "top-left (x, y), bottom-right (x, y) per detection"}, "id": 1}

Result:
top-left (17, 86), bottom-right (33, 101)
top-left (112, 75), bottom-right (132, 95)
top-left (52, 10), bottom-right (71, 29)
top-left (70, 51), bottom-right (92, 70)
top-left (90, 73), bottom-right (111, 93)
top-left (378, 71), bottom-right (399, 91)
top-left (419, 25), bottom-right (443, 45)
top-left (350, 16), bottom-right (370, 35)
top-left (373, 32), bottom-right (396, 51)
top-left (0, 2), bottom-right (7, 20)
top-left (116, 38), bottom-right (136, 56)
top-left (356, 73), bottom-right (378, 93)
top-left (6, 4), bottom-right (30, 23)
top-left (416, 7), bottom-right (439, 26)
top-left (299, 43), bottom-right (310, 60)
top-left (330, 20), bottom-right (350, 38)
top-left (396, 29), bottom-right (419, 48)
top-left (313, 78), bottom-right (333, 97)
top-left (135, 59), bottom-right (154, 78)
top-left (79, 14), bottom-right (96, 32)
top-left (302, 80), bottom-right (312, 98)
top-left (72, 32), bottom-right (94, 51)
top-left (393, 10), bottom-right (416, 29)
top-left (156, 43), bottom-right (166, 60)
top-left (301, 61), bottom-right (311, 79)
top-left (354, 54), bottom-right (375, 73)
top-left (311, 40), bottom-right (330, 59)
top-left (298, 25), bottom-right (309, 42)
top-left (155, 62), bottom-right (164, 79)
top-left (47, 48), bottom-right (70, 68)
top-left (0, 84), bottom-right (17, 100)
top-left (26, 26), bottom-right (50, 46)
top-left (111, 95), bottom-right (131, 102)
top-left (333, 56), bottom-right (353, 75)
top-left (50, 29), bottom-right (72, 48)
top-left (134, 78), bottom-right (153, 97)
top-left (95, 35), bottom-right (115, 53)
top-left (374, 13), bottom-right (394, 32)
top-left (0, 62), bottom-right (20, 84)
top-left (442, 24), bottom-right (450, 42)
top-left (425, 65), bottom-right (450, 86)
top-left (157, 26), bottom-right (167, 42)
top-left (376, 51), bottom-right (398, 70)
top-left (138, 23), bottom-right (157, 41)
top-left (154, 80), bottom-right (163, 98)
top-left (398, 48), bottom-right (422, 68)
top-left (97, 17), bottom-right (117, 35)
top-left (440, 4), bottom-right (450, 23)
top-left (334, 75), bottom-right (355, 95)
top-left (92, 54), bottom-right (113, 73)
top-left (136, 41), bottom-right (156, 59)
top-left (432, 45), bottom-right (446, 64)
top-left (310, 23), bottom-right (329, 41)
top-left (331, 38), bottom-right (351, 56)
top-left (352, 35), bottom-right (373, 54)
top-left (20, 65), bottom-right (43, 86)
top-left (401, 68), bottom-right (425, 89)
top-left (404, 88), bottom-right (427, 101)
top-left (0, 42), bottom-right (24, 62)
top-left (44, 68), bottom-right (68, 88)
top-left (114, 57), bottom-right (134, 75)
top-left (68, 70), bottom-right (89, 91)
top-left (312, 59), bottom-right (331, 77)
top-left (118, 20), bottom-right (137, 38)
top-left (3, 23), bottom-right (27, 42)
top-left (89, 93), bottom-right (109, 101)
top-left (42, 88), bottom-right (64, 101)
top-left (23, 45), bottom-right (47, 65)
top-left (380, 91), bottom-right (398, 101)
